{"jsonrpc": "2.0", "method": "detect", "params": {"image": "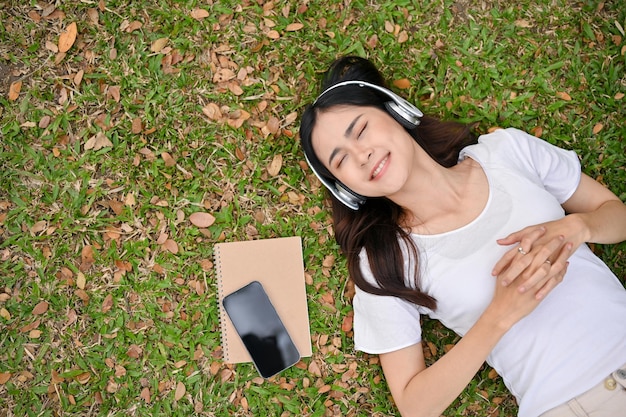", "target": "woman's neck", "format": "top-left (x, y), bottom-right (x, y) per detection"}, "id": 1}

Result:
top-left (392, 157), bottom-right (489, 235)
